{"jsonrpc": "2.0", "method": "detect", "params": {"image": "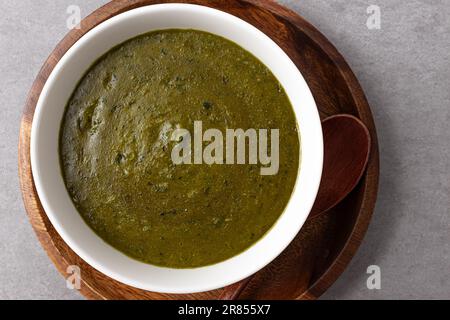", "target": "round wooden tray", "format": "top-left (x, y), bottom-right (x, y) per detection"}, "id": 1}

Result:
top-left (18, 0), bottom-right (379, 300)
